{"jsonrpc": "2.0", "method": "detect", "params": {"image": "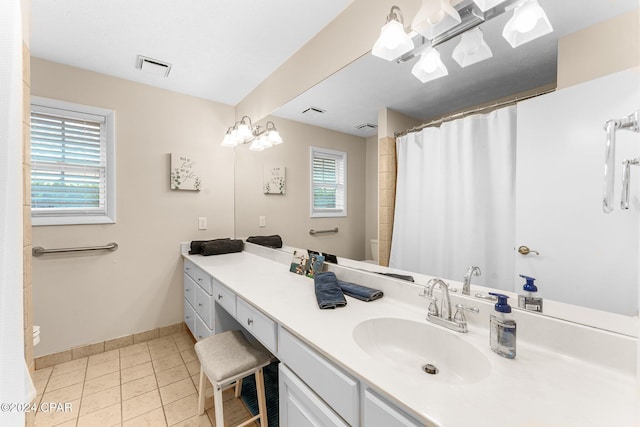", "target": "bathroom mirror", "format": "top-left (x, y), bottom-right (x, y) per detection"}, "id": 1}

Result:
top-left (234, 0), bottom-right (640, 332)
